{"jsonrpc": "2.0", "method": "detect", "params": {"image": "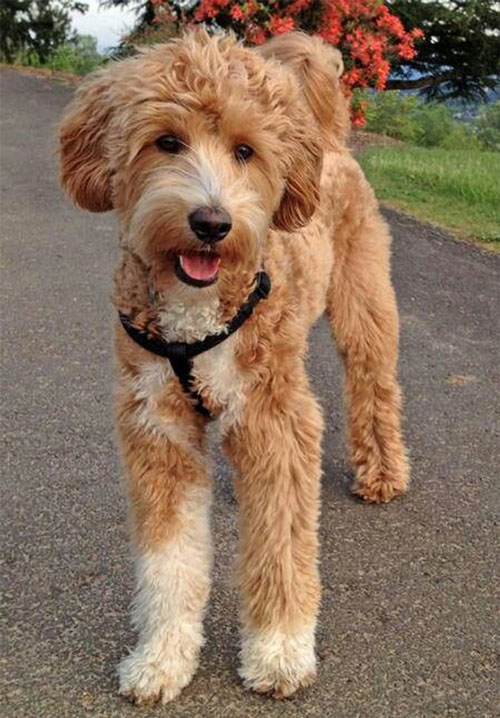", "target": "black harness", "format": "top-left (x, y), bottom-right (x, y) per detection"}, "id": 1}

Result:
top-left (119, 271), bottom-right (271, 418)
